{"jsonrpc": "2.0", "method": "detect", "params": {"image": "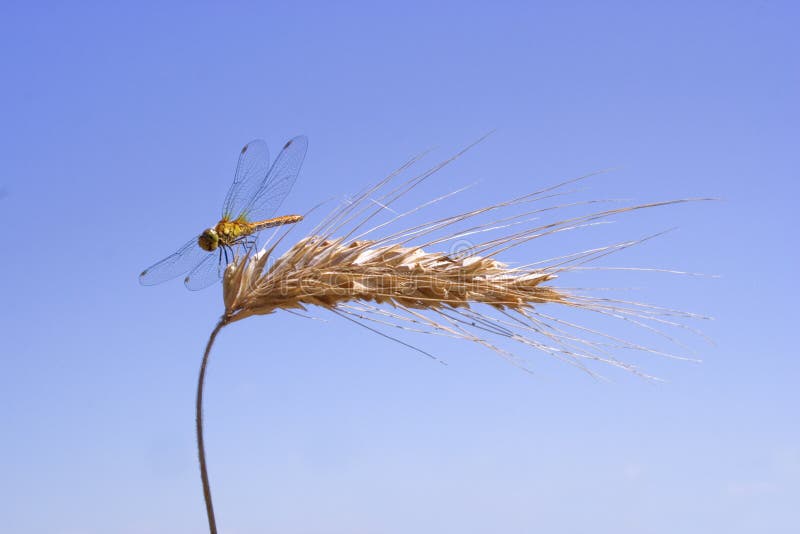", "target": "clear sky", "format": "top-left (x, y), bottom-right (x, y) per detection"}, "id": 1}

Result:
top-left (1, 2), bottom-right (797, 533)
